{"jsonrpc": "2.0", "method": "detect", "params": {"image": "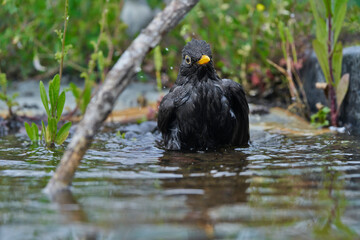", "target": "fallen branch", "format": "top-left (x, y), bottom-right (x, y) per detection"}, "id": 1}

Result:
top-left (44, 0), bottom-right (199, 195)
